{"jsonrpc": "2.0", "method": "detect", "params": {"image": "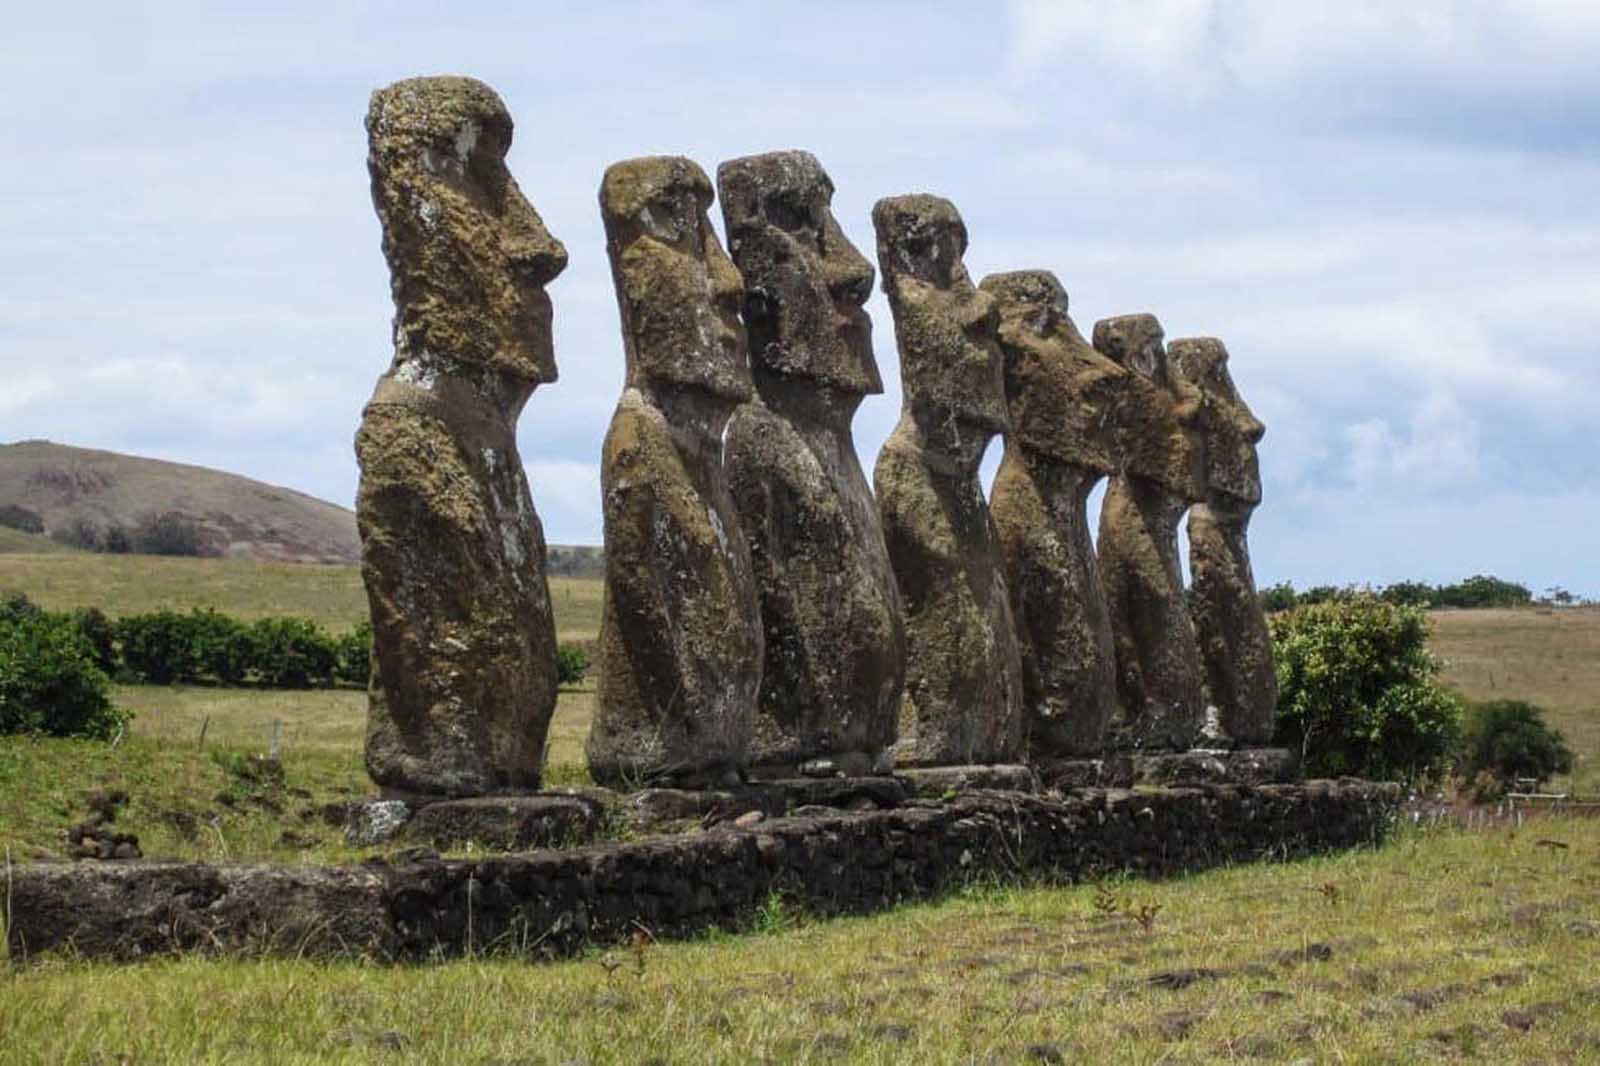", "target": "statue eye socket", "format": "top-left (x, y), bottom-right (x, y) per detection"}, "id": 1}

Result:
top-left (766, 194), bottom-right (814, 234)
